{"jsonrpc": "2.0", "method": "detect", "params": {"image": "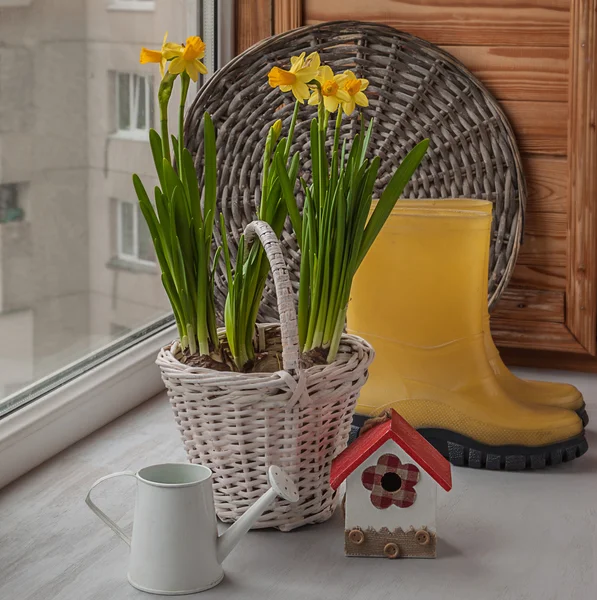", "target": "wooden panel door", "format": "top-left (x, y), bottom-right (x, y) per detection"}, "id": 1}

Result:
top-left (236, 0), bottom-right (597, 371)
